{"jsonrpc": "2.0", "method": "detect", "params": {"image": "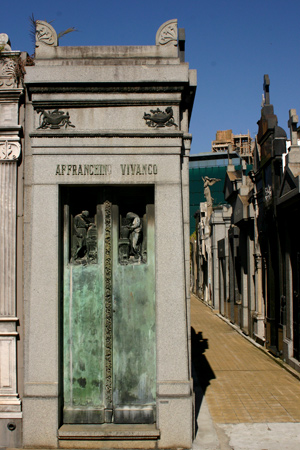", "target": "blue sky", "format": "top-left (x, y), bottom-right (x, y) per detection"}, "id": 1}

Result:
top-left (1, 0), bottom-right (299, 154)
